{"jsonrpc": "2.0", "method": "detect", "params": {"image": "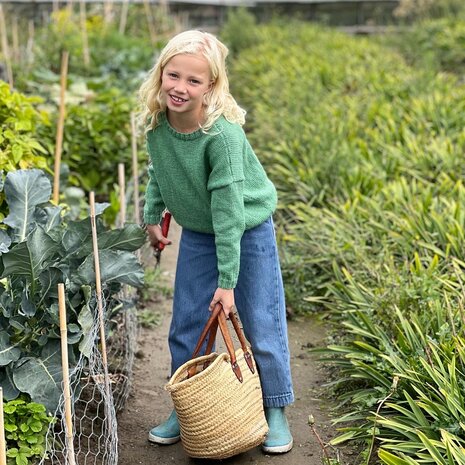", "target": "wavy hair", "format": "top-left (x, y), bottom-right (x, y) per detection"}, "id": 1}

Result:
top-left (139, 30), bottom-right (246, 132)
